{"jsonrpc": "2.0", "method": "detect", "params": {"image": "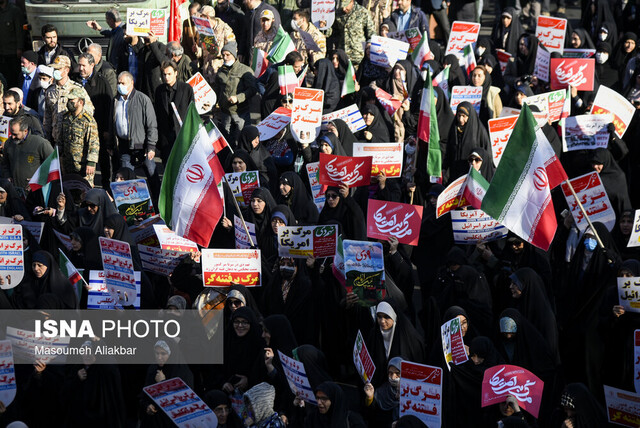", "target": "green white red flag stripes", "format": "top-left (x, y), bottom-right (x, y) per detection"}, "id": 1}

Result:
top-left (59, 249), bottom-right (84, 286)
top-left (341, 60), bottom-right (357, 97)
top-left (278, 65), bottom-right (299, 95)
top-left (462, 44), bottom-right (476, 77)
top-left (411, 31), bottom-right (434, 69)
top-left (267, 26), bottom-right (296, 63)
top-left (251, 48), bottom-right (269, 78)
top-left (481, 104), bottom-right (568, 250)
top-left (205, 120), bottom-right (229, 154)
top-left (433, 66), bottom-right (450, 97)
top-left (28, 148), bottom-right (60, 191)
top-left (462, 166), bottom-right (489, 209)
top-left (418, 69), bottom-right (441, 182)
